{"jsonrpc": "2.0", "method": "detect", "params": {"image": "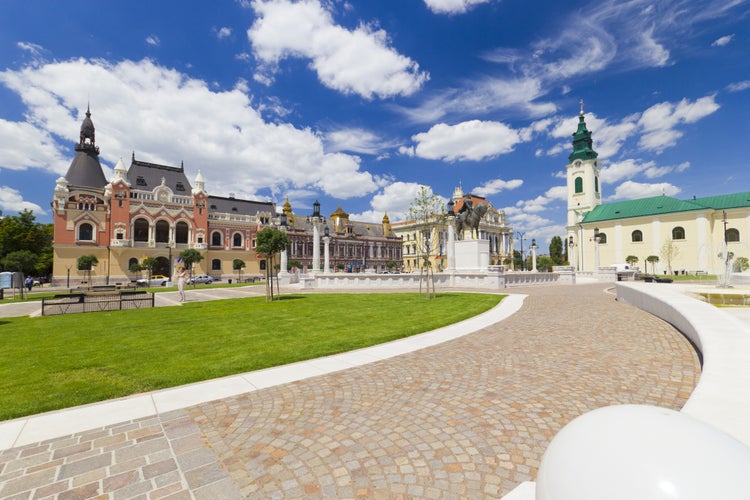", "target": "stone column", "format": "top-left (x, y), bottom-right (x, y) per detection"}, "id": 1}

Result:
top-left (324, 236), bottom-right (331, 274)
top-left (531, 240), bottom-right (538, 272)
top-left (280, 249), bottom-right (289, 276)
top-left (312, 223), bottom-right (320, 274)
top-left (447, 219), bottom-right (456, 271)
